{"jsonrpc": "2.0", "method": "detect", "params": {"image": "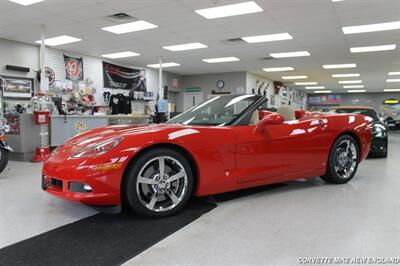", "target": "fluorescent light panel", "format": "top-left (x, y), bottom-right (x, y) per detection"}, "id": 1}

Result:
top-left (315, 91), bottom-right (332, 93)
top-left (202, 57), bottom-right (240, 63)
top-left (270, 51), bottom-right (310, 58)
top-left (348, 90), bottom-right (366, 93)
top-left (242, 33), bottom-right (292, 43)
top-left (35, 35), bottom-right (81, 46)
top-left (263, 67), bottom-right (294, 72)
top-left (387, 79), bottom-right (400, 83)
top-left (323, 64), bottom-right (356, 69)
top-left (338, 80), bottom-right (362, 84)
top-left (332, 0), bottom-right (344, 2)
top-left (344, 85), bottom-right (364, 89)
top-left (384, 89), bottom-right (400, 92)
top-left (350, 44), bottom-right (396, 53)
top-left (102, 20), bottom-right (158, 34)
top-left (163, 42), bottom-right (207, 51)
top-left (343, 21), bottom-right (400, 34)
top-left (306, 86), bottom-right (325, 90)
top-left (195, 1), bottom-right (263, 19)
top-left (102, 51), bottom-right (140, 59)
top-left (332, 73), bottom-right (360, 78)
top-left (147, 62), bottom-right (180, 68)
top-left (8, 0), bottom-right (43, 5)
top-left (295, 82), bottom-right (317, 85)
top-left (282, 76), bottom-right (308, 80)
top-left (388, 72), bottom-right (400, 76)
